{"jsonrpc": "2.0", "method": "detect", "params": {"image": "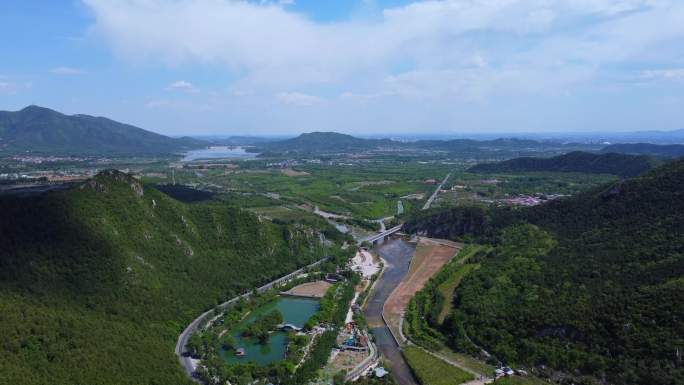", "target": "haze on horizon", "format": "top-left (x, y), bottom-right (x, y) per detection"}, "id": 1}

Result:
top-left (1, 0), bottom-right (683, 137)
